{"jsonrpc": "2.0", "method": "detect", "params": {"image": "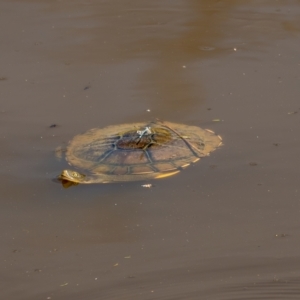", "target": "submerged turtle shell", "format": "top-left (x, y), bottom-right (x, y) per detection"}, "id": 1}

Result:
top-left (64, 121), bottom-right (222, 183)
